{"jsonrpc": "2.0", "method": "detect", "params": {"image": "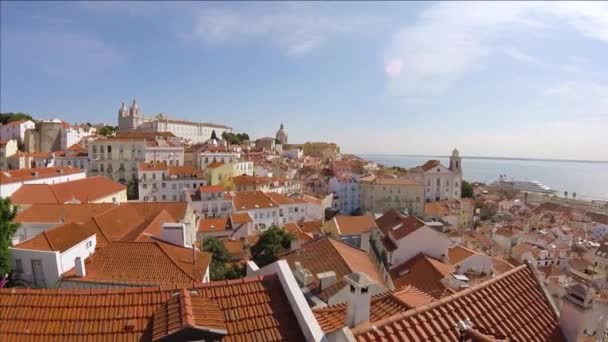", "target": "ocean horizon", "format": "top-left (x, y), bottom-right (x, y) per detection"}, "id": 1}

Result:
top-left (358, 154), bottom-right (608, 202)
